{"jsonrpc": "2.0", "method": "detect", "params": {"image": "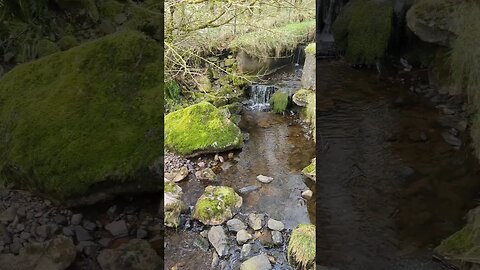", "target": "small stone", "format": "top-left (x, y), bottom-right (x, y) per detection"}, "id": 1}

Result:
top-left (218, 156), bottom-right (224, 163)
top-left (200, 230), bottom-right (208, 238)
top-left (19, 232), bottom-right (30, 240)
top-left (227, 218), bottom-right (247, 232)
top-left (241, 243), bottom-right (252, 259)
top-left (271, 231), bottom-right (282, 245)
top-left (301, 190), bottom-right (313, 200)
top-left (248, 213), bottom-right (264, 230)
top-left (208, 226), bottom-right (228, 257)
top-left (238, 185), bottom-right (259, 195)
top-left (198, 161), bottom-right (206, 168)
top-left (71, 214), bottom-right (83, 225)
top-left (214, 154), bottom-right (219, 161)
top-left (240, 254), bottom-right (272, 270)
top-left (228, 153), bottom-right (234, 159)
top-left (236, 229), bottom-right (252, 245)
top-left (267, 219), bottom-right (284, 231)
top-left (107, 205), bottom-right (117, 216)
top-left (165, 166), bottom-right (189, 182)
top-left (193, 235), bottom-right (210, 252)
top-left (256, 175), bottom-right (273, 184)
top-left (62, 227), bottom-right (74, 237)
top-left (53, 214), bottom-right (68, 225)
top-left (83, 220), bottom-right (97, 231)
top-left (105, 220), bottom-right (128, 237)
top-left (10, 241), bottom-right (22, 254)
top-left (75, 225), bottom-right (92, 242)
top-left (98, 237), bottom-right (111, 247)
